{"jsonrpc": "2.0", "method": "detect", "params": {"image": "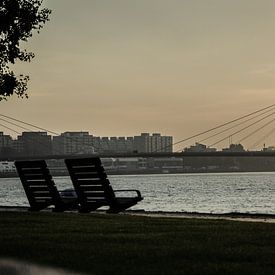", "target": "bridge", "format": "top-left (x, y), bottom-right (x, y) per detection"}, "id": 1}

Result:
top-left (2, 151), bottom-right (275, 162)
top-left (1, 104), bottom-right (275, 161)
